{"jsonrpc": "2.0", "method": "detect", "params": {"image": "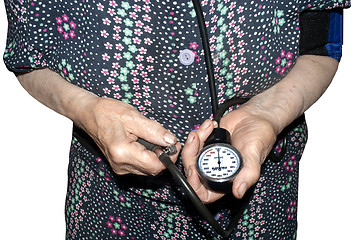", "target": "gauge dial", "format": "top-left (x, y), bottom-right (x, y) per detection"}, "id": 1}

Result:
top-left (197, 143), bottom-right (242, 183)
